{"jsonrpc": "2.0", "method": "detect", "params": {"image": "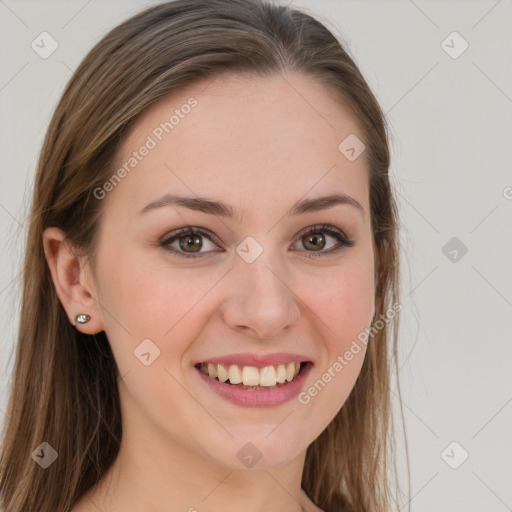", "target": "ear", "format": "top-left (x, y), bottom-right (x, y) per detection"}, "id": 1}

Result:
top-left (42, 227), bottom-right (104, 335)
